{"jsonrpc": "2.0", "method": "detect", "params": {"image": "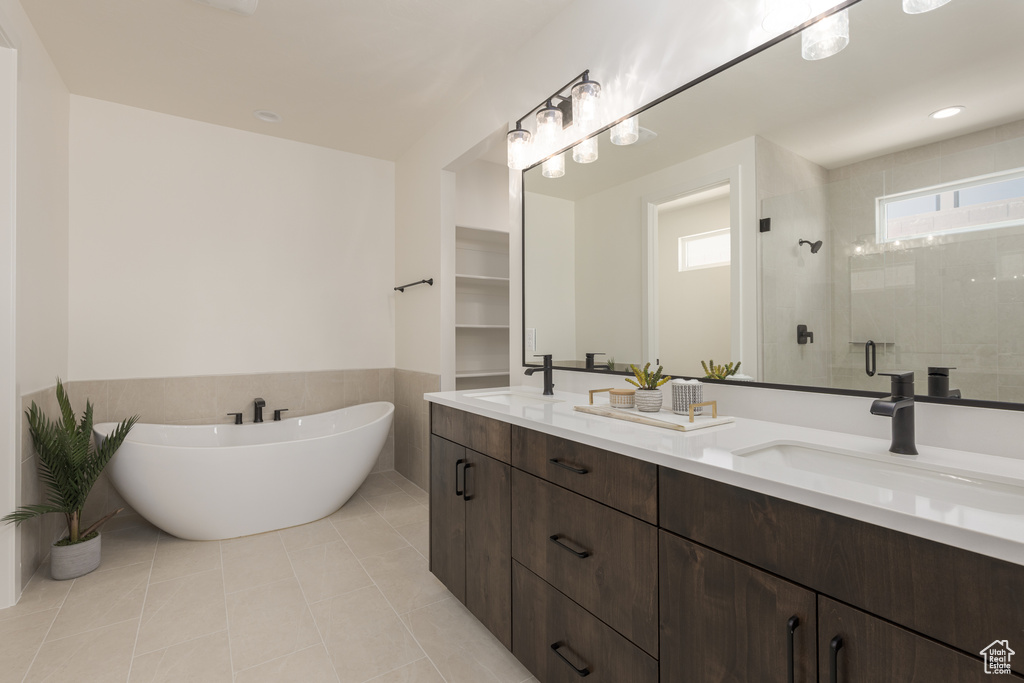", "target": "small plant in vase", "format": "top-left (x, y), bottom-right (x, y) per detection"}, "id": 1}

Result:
top-left (701, 359), bottom-right (741, 380)
top-left (626, 363), bottom-right (671, 412)
top-left (2, 379), bottom-right (138, 580)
